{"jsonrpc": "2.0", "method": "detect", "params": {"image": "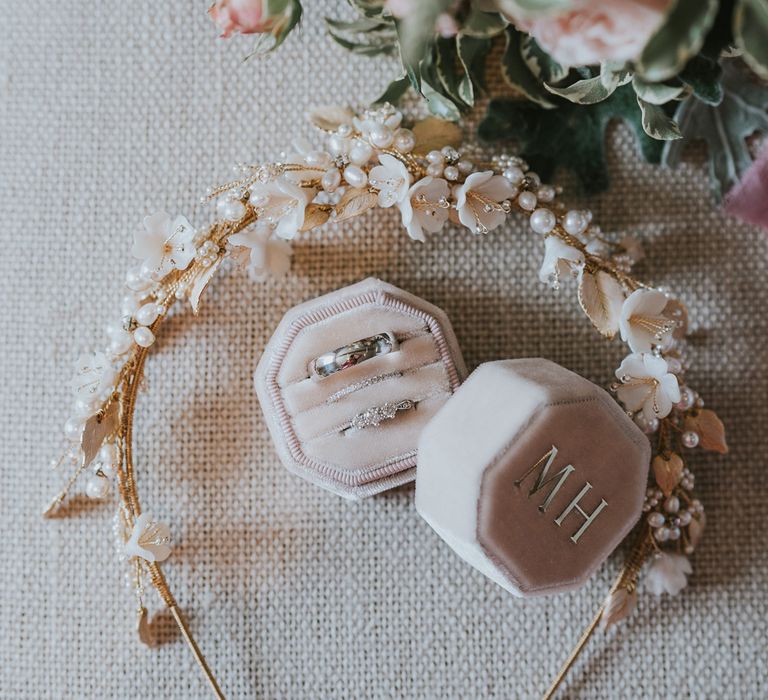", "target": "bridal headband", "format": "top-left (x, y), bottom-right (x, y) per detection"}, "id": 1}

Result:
top-left (46, 103), bottom-right (727, 699)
